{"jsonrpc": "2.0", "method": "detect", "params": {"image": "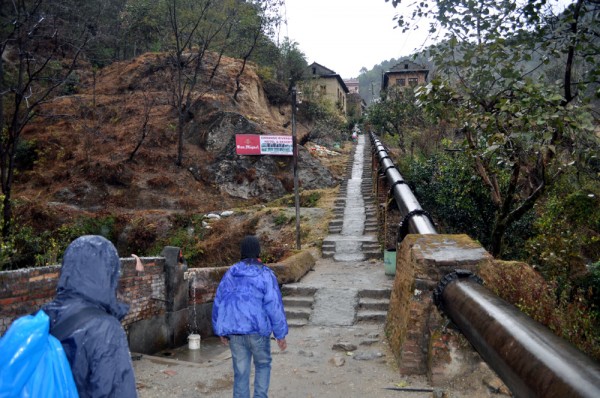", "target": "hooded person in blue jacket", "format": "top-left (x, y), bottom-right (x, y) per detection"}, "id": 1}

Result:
top-left (43, 235), bottom-right (137, 398)
top-left (212, 235), bottom-right (288, 398)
